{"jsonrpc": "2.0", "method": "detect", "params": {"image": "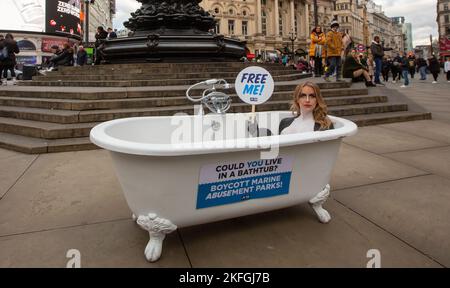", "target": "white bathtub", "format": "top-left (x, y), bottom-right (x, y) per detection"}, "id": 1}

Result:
top-left (90, 111), bottom-right (357, 262)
